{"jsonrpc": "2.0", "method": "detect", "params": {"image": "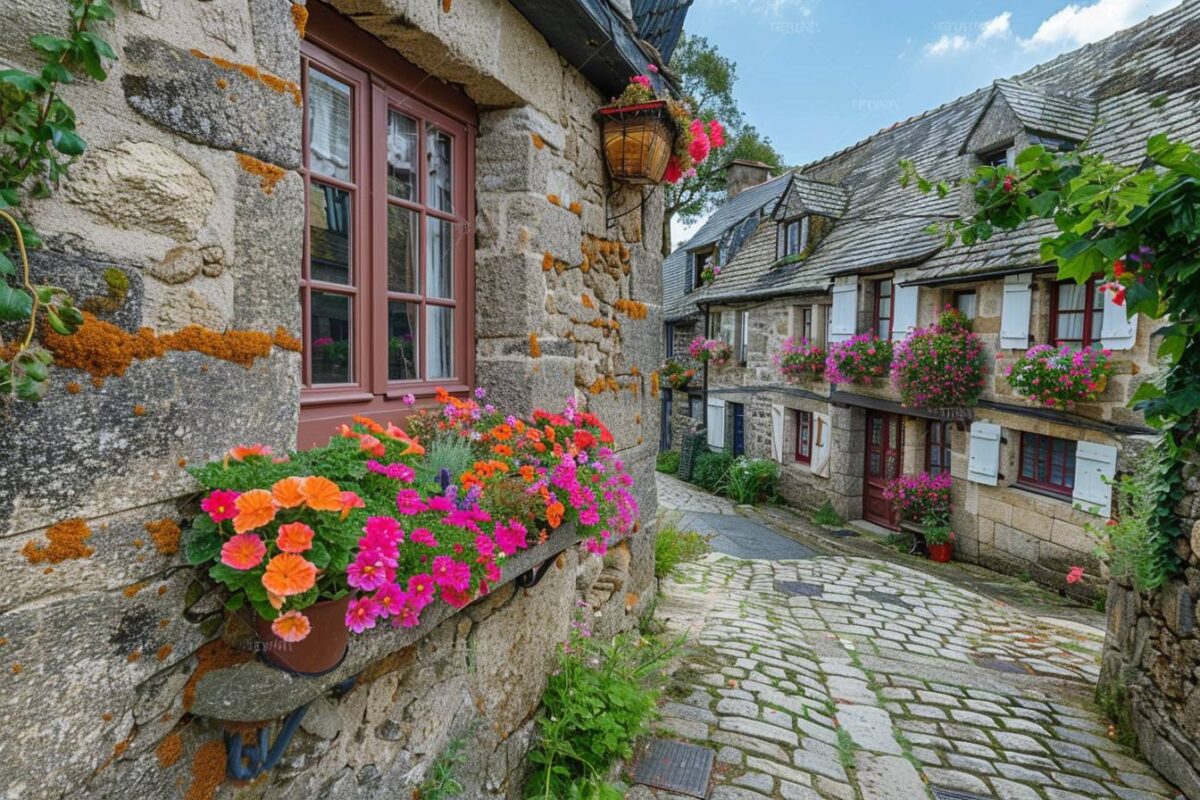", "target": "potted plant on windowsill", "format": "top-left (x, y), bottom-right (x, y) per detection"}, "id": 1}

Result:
top-left (184, 390), bottom-right (638, 676)
top-left (1000, 343), bottom-right (1114, 409)
top-left (891, 307), bottom-right (986, 409)
top-left (883, 471), bottom-right (953, 558)
top-left (661, 356), bottom-right (699, 390)
top-left (689, 336), bottom-right (733, 367)
top-left (597, 68), bottom-right (726, 185)
top-left (774, 336), bottom-right (826, 382)
top-left (825, 334), bottom-right (893, 385)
